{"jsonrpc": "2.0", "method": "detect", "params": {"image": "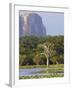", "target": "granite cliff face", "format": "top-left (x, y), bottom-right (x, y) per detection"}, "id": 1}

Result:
top-left (19, 13), bottom-right (46, 36)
